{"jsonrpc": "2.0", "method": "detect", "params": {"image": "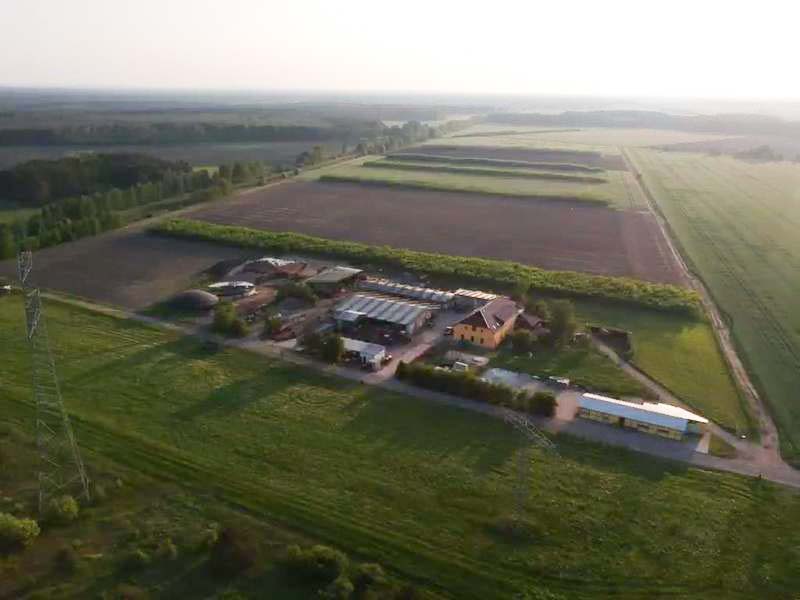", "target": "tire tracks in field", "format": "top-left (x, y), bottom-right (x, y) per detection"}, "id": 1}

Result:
top-left (620, 148), bottom-right (783, 467)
